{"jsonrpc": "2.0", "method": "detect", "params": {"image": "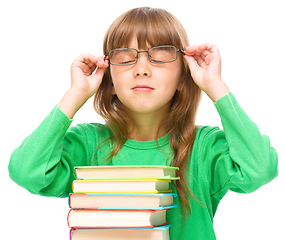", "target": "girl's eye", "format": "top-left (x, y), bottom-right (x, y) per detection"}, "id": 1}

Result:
top-left (150, 54), bottom-right (165, 63)
top-left (149, 47), bottom-right (176, 63)
top-left (150, 59), bottom-right (163, 63)
top-left (149, 51), bottom-right (168, 62)
top-left (119, 59), bottom-right (136, 64)
top-left (110, 49), bottom-right (137, 65)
